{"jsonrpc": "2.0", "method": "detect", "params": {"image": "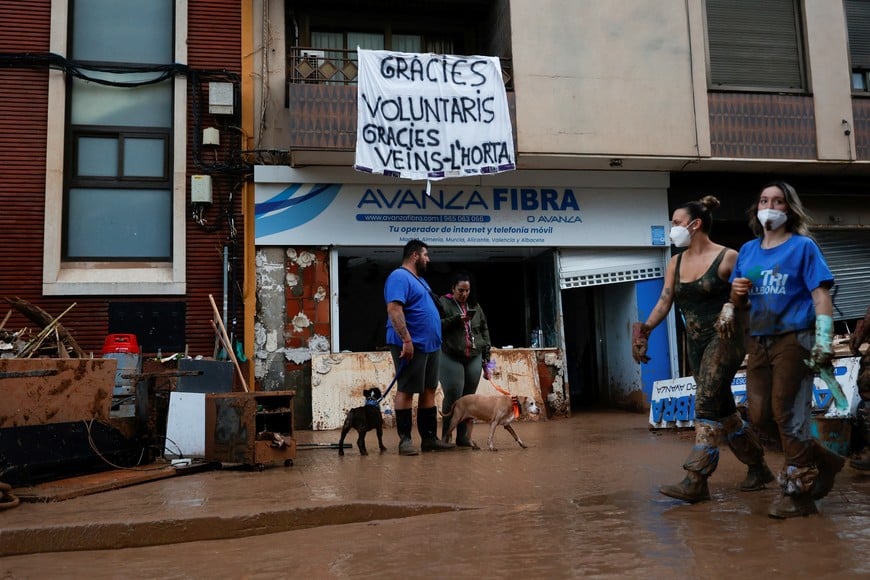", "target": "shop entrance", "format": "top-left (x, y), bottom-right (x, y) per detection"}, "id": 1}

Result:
top-left (336, 246), bottom-right (550, 353)
top-left (561, 287), bottom-right (599, 409)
